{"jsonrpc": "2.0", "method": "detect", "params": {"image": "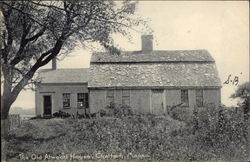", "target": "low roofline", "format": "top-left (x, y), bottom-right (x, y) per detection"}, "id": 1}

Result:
top-left (38, 68), bottom-right (89, 72)
top-left (88, 86), bottom-right (222, 90)
top-left (37, 82), bottom-right (88, 86)
top-left (92, 49), bottom-right (210, 54)
top-left (91, 49), bottom-right (215, 63)
top-left (90, 61), bottom-right (215, 64)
